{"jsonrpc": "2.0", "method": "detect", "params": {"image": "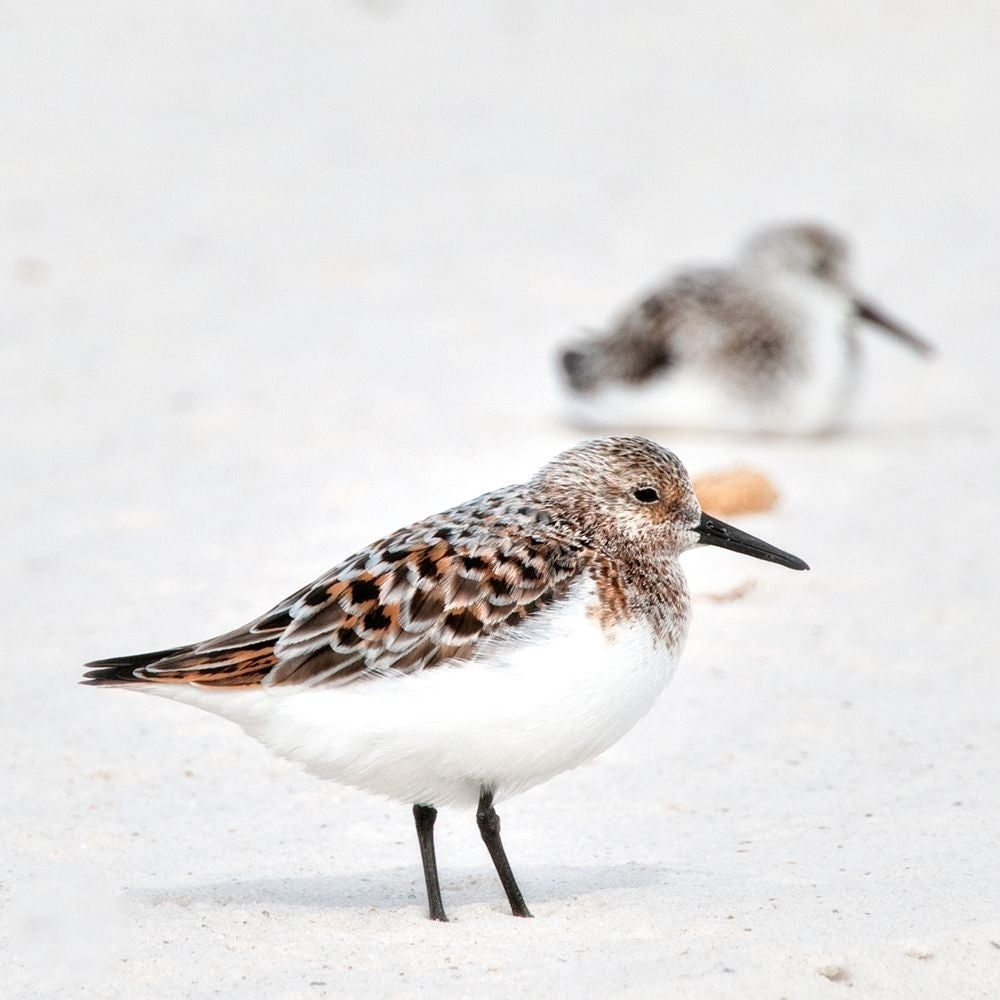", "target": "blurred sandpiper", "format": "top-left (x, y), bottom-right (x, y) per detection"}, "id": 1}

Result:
top-left (560, 223), bottom-right (933, 435)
